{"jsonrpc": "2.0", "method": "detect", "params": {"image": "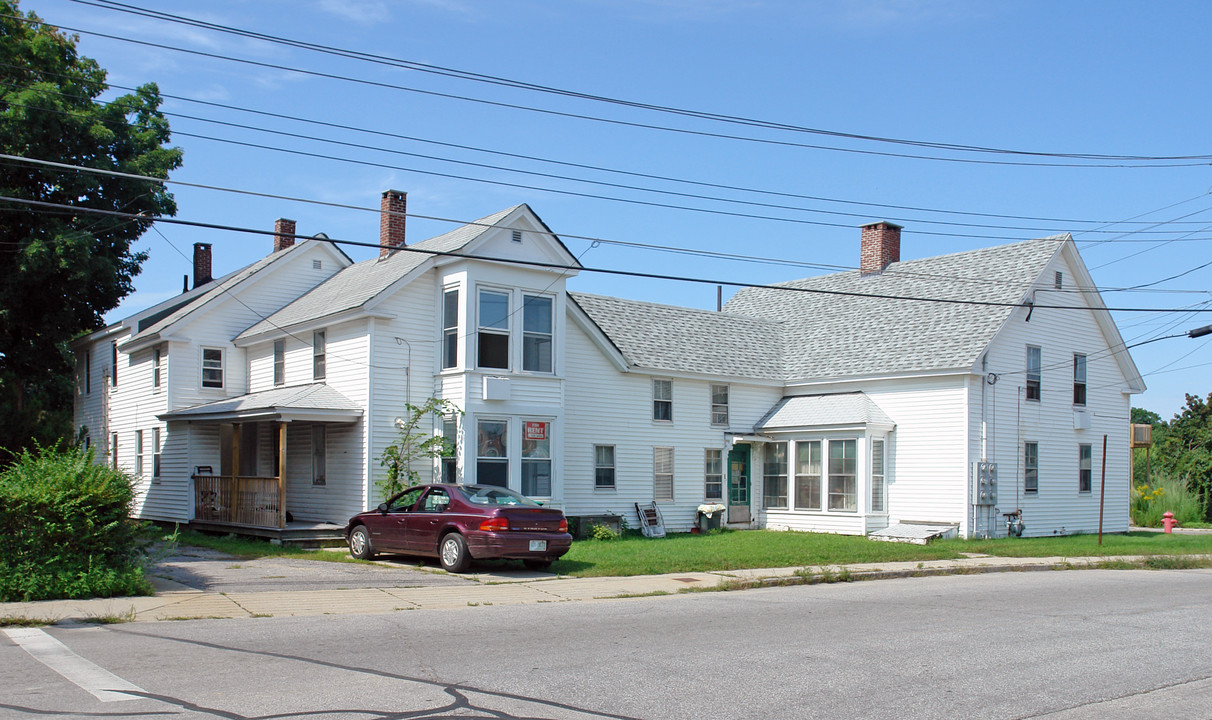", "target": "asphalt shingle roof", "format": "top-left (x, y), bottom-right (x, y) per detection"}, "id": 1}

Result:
top-left (238, 206), bottom-right (521, 339)
top-left (756, 393), bottom-right (894, 430)
top-left (572, 237), bottom-right (1064, 382)
top-left (570, 292), bottom-right (785, 379)
top-left (159, 383), bottom-right (361, 420)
